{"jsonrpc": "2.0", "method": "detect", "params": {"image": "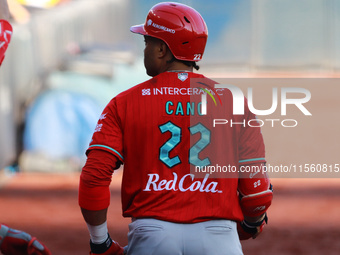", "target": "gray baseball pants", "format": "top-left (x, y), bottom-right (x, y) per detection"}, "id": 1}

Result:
top-left (125, 218), bottom-right (243, 255)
